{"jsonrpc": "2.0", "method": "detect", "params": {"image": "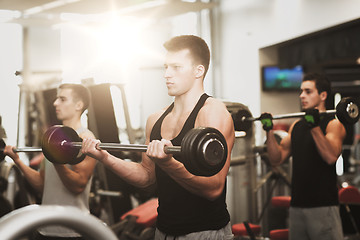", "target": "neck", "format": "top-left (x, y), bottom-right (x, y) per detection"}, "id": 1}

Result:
top-left (317, 102), bottom-right (327, 112)
top-left (173, 88), bottom-right (204, 114)
top-left (62, 117), bottom-right (82, 130)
